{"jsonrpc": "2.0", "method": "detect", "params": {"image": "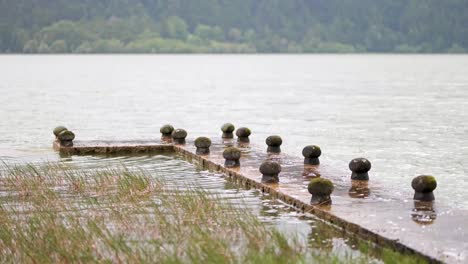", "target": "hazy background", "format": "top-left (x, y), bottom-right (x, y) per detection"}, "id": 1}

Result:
top-left (1, 0), bottom-right (468, 54)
